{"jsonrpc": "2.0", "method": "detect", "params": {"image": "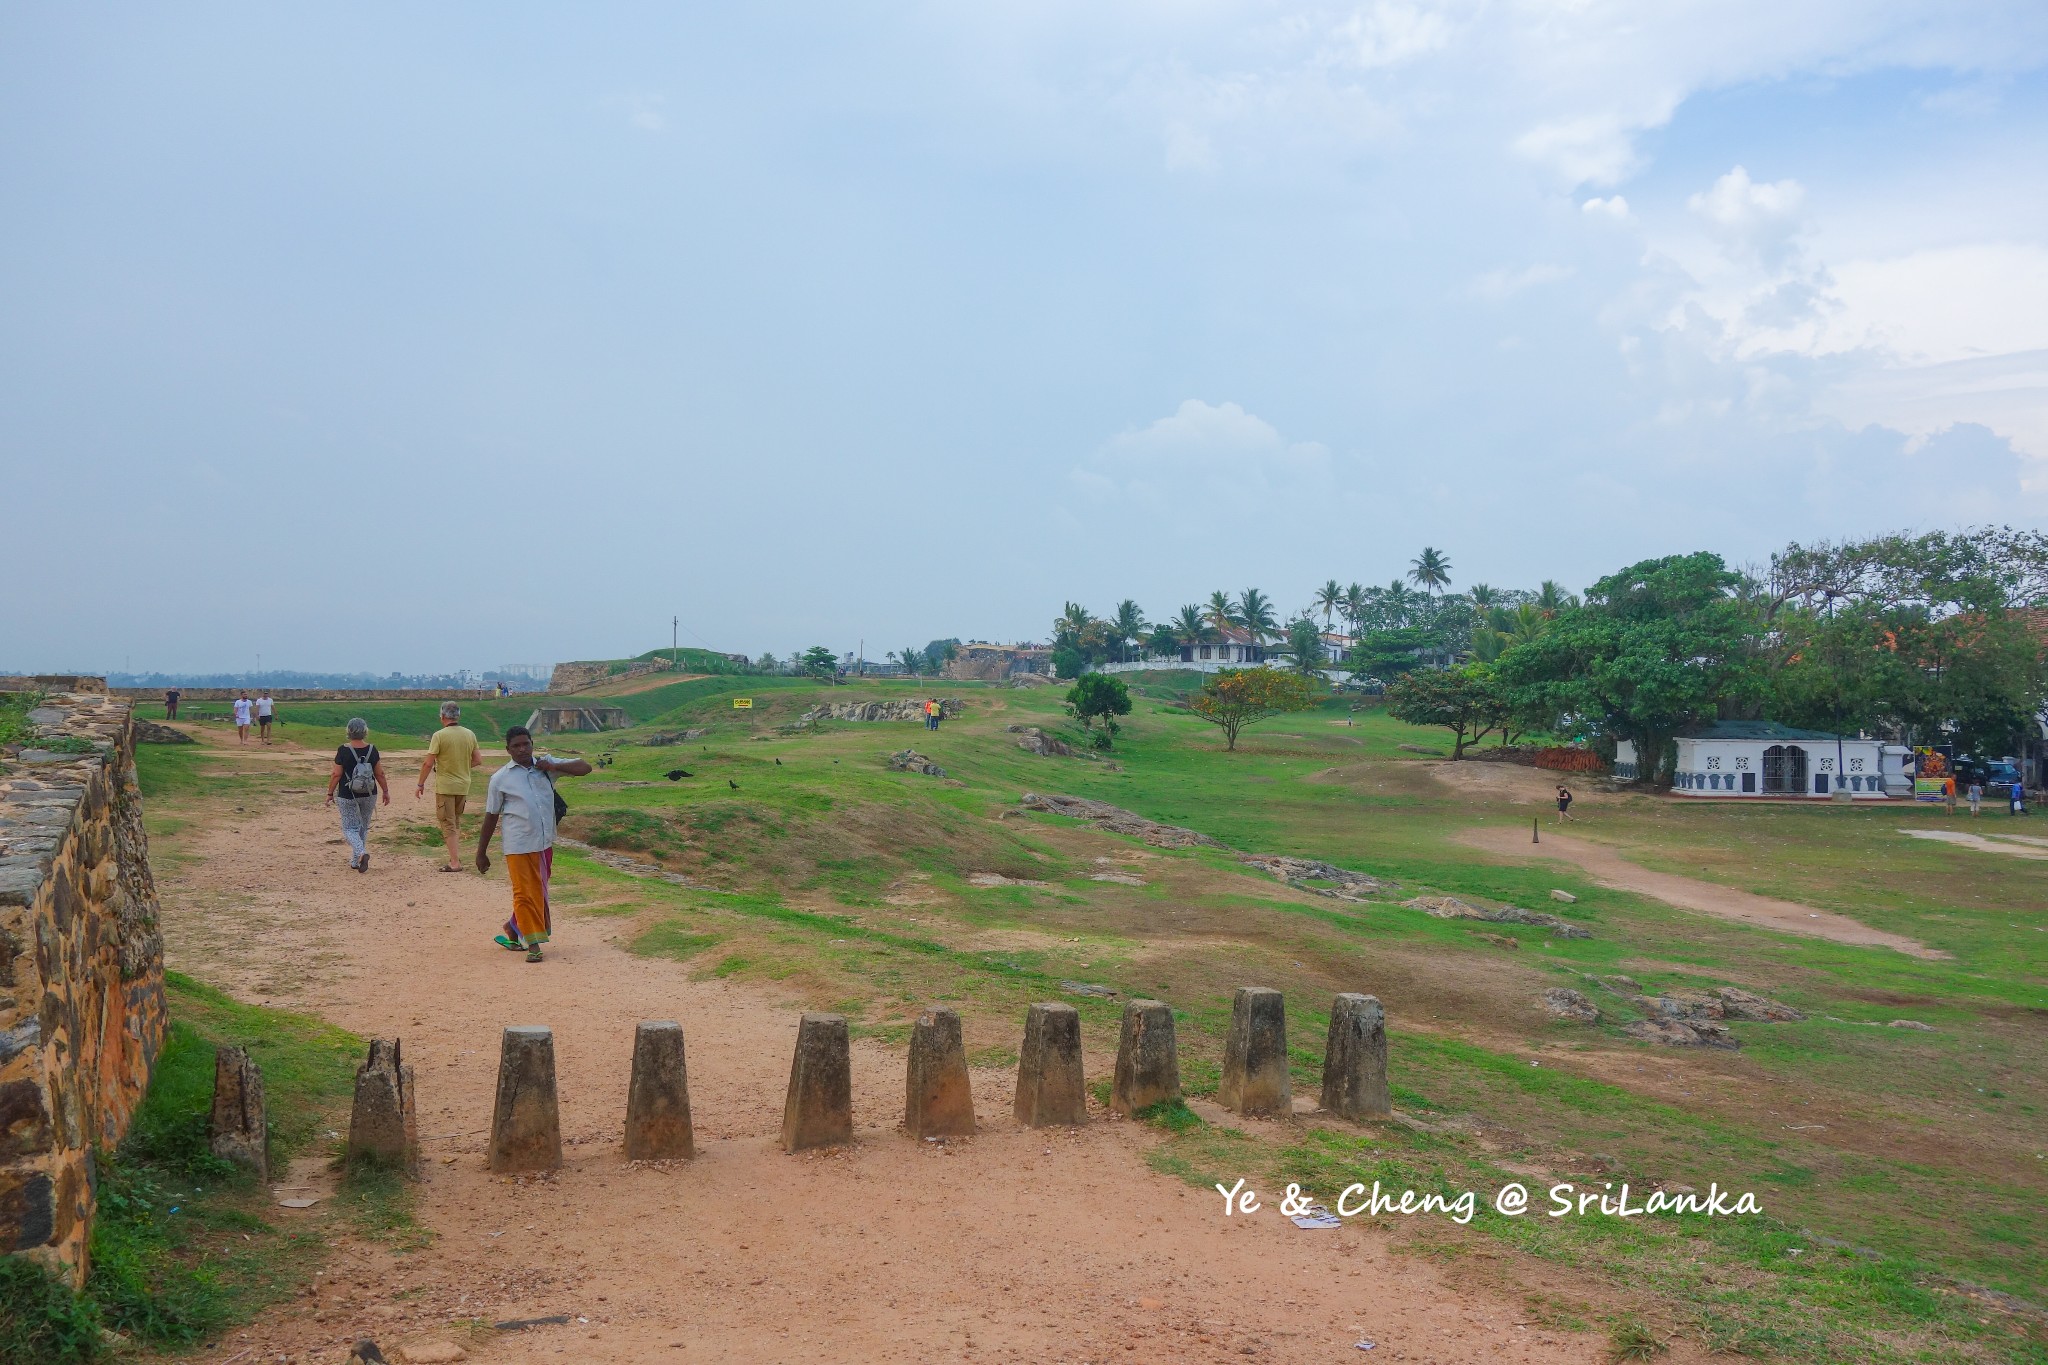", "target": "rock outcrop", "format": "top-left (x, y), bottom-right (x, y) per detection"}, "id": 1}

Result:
top-left (1542, 988), bottom-right (1600, 1022)
top-left (888, 750), bottom-right (948, 777)
top-left (1239, 855), bottom-right (1396, 901)
top-left (1007, 726), bottom-right (1076, 757)
top-left (1018, 793), bottom-right (1220, 848)
top-left (1404, 895), bottom-right (1592, 939)
top-left (803, 699), bottom-right (962, 724)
